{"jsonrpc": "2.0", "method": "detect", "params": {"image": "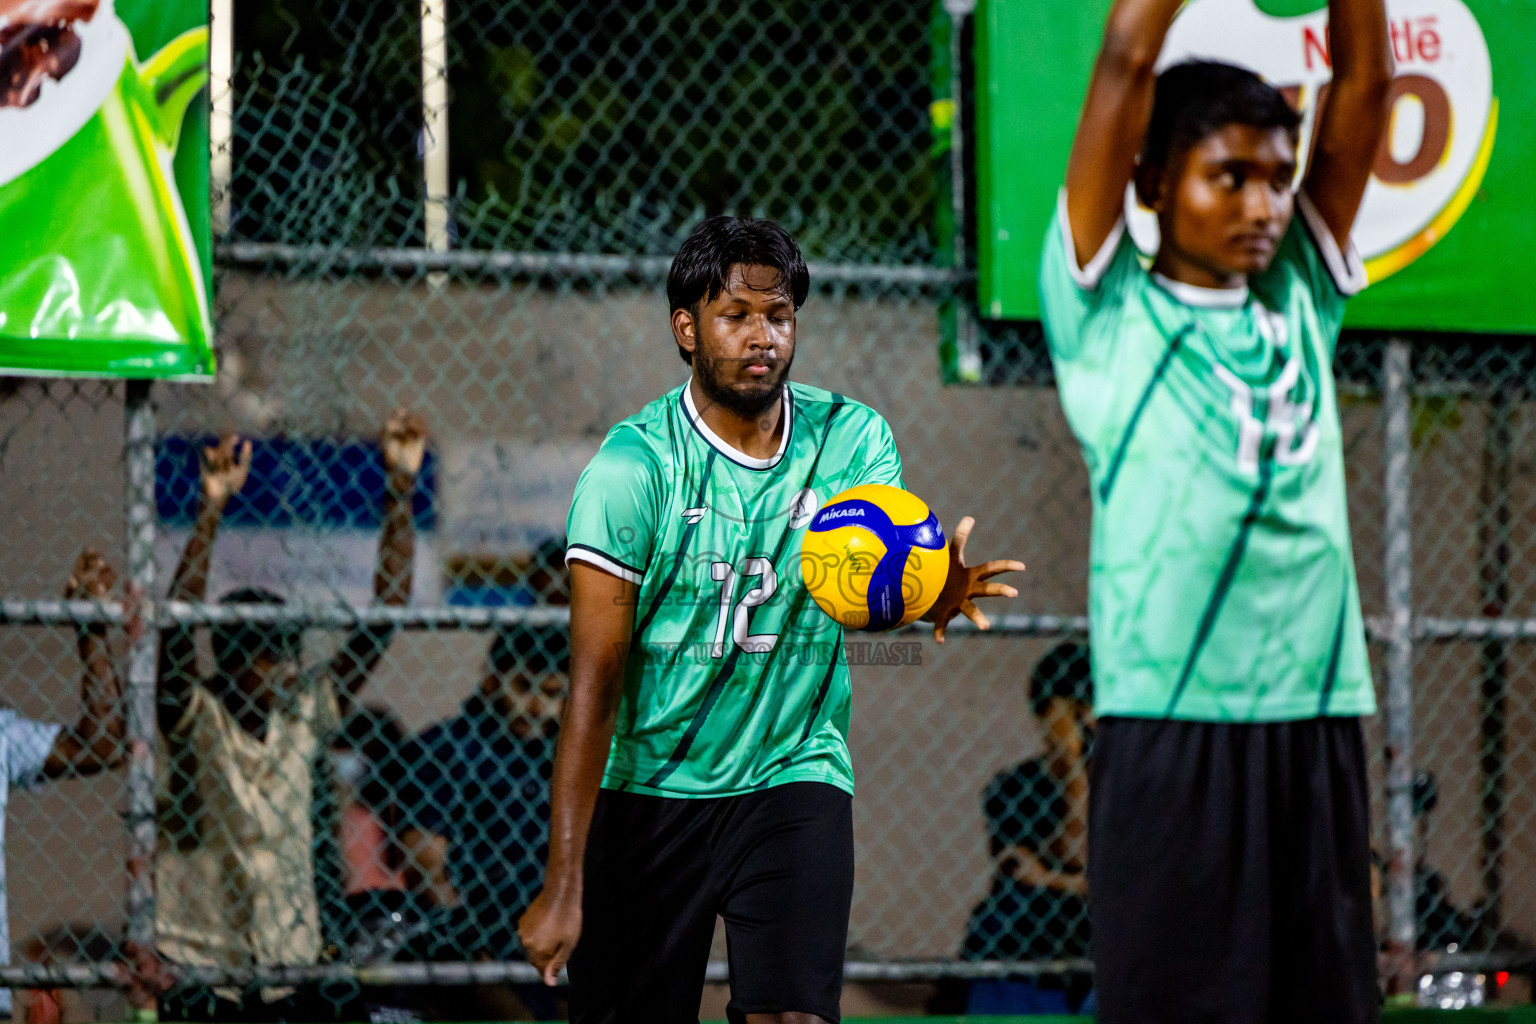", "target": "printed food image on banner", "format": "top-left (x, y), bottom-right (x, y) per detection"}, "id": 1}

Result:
top-left (0, 0), bottom-right (213, 379)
